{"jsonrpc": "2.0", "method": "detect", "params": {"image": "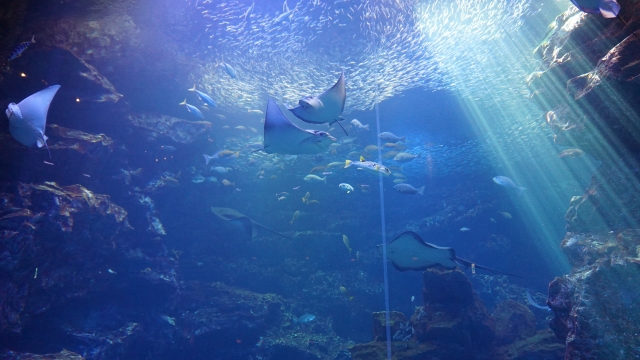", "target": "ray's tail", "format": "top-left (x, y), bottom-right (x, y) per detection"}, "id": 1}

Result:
top-left (454, 256), bottom-right (524, 278)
